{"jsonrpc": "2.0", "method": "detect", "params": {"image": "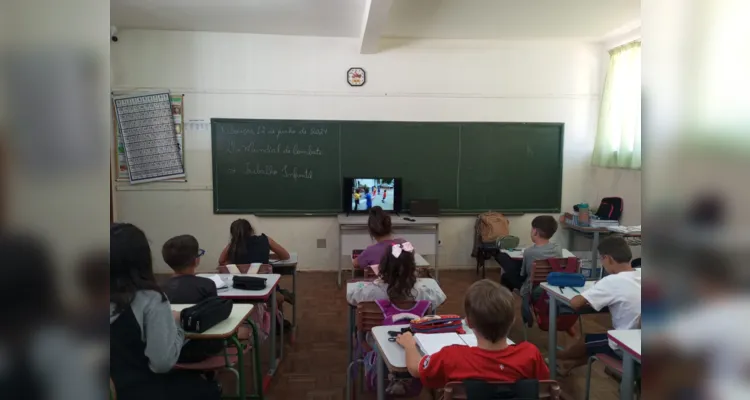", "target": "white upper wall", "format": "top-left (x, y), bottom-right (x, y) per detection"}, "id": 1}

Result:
top-left (112, 30), bottom-right (640, 272)
top-left (111, 0), bottom-right (640, 40)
